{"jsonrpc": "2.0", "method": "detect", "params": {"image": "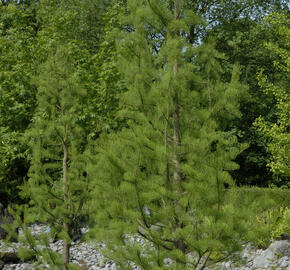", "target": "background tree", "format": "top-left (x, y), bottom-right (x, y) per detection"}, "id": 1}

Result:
top-left (0, 0), bottom-right (38, 205)
top-left (0, 0), bottom-right (123, 206)
top-left (1, 0), bottom-right (289, 207)
top-left (34, 0), bottom-right (126, 137)
top-left (182, 0), bottom-right (289, 44)
top-left (77, 1), bottom-right (126, 137)
top-left (205, 3), bottom-right (289, 186)
top-left (89, 1), bottom-right (253, 269)
top-left (254, 12), bottom-right (290, 182)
